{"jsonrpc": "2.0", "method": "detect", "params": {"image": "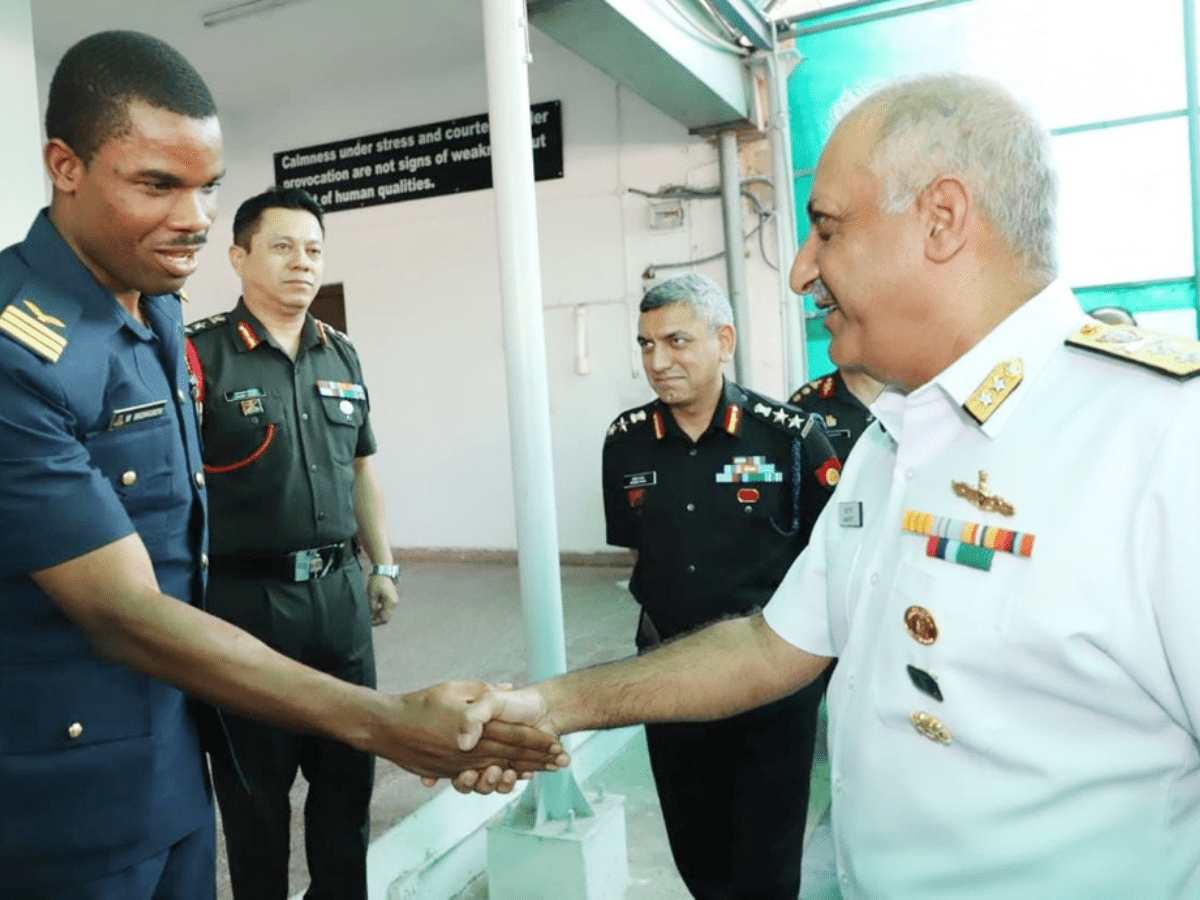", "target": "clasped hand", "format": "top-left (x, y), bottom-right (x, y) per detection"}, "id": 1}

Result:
top-left (378, 681), bottom-right (560, 794)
